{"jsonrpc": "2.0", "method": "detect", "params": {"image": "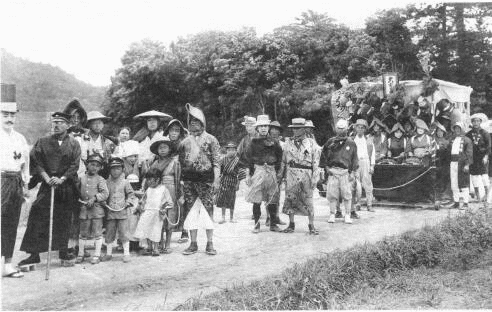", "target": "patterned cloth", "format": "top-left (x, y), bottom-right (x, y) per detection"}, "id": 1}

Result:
top-left (215, 155), bottom-right (240, 210)
top-left (183, 181), bottom-right (214, 217)
top-left (465, 128), bottom-right (491, 175)
top-left (281, 137), bottom-right (320, 216)
top-left (246, 164), bottom-right (279, 204)
top-left (1, 172), bottom-right (23, 258)
top-left (178, 131), bottom-right (220, 183)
